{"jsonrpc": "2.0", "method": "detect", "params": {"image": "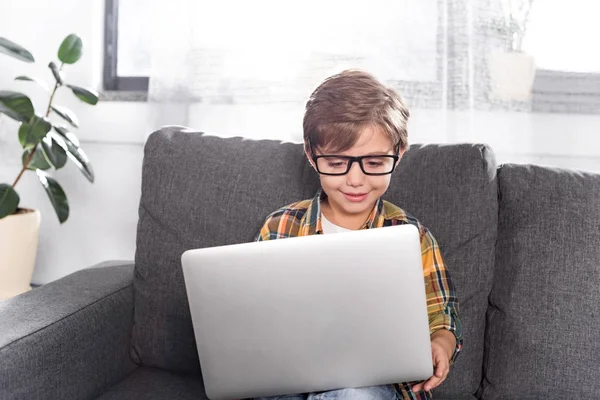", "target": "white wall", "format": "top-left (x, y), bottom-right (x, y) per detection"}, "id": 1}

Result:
top-left (1, 0), bottom-right (599, 284)
top-left (0, 0), bottom-right (151, 284)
